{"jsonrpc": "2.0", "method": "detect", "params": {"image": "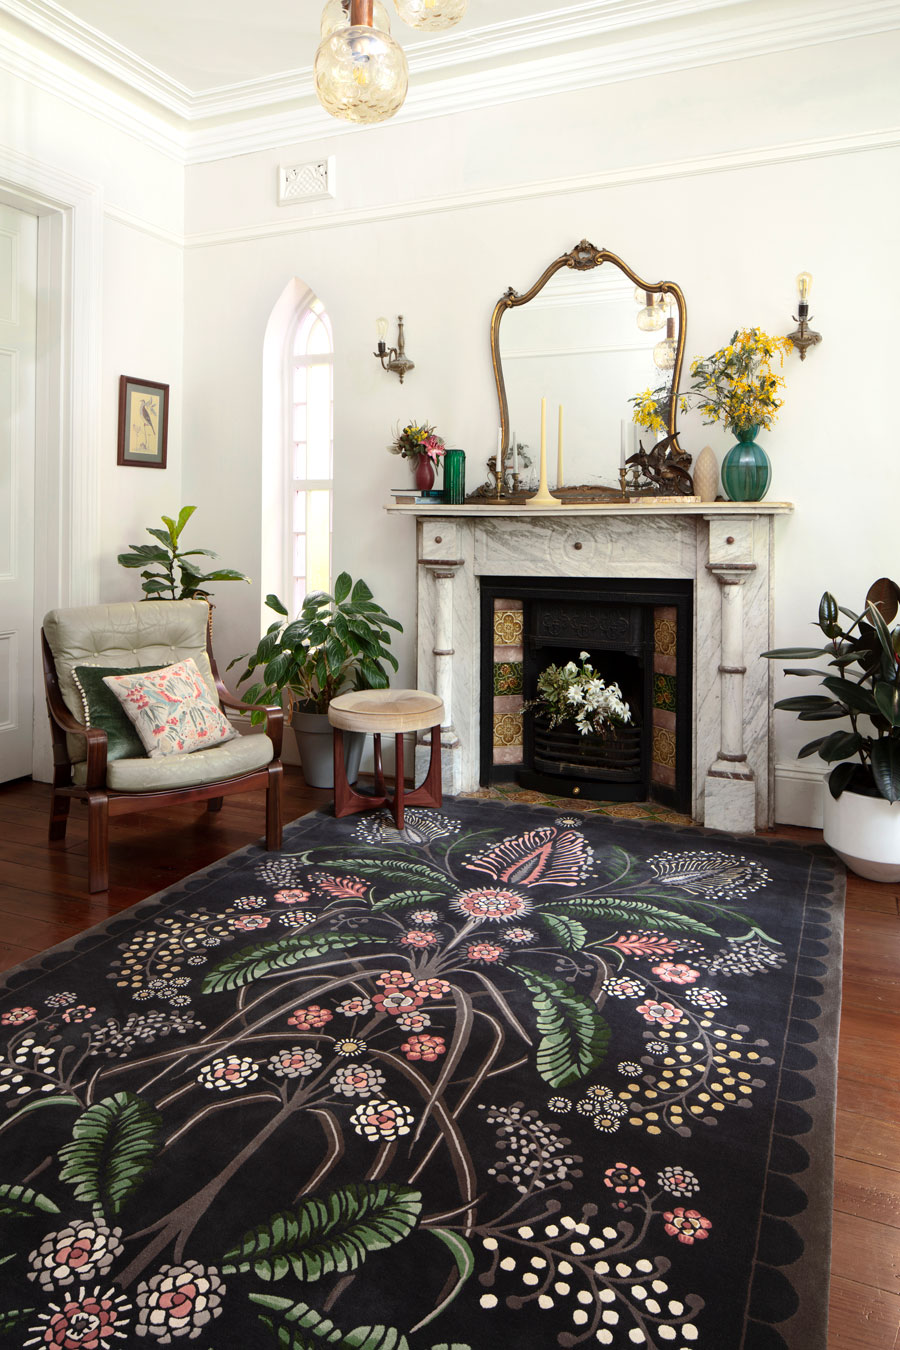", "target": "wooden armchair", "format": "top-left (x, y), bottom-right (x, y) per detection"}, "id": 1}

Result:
top-left (42, 600), bottom-right (283, 893)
